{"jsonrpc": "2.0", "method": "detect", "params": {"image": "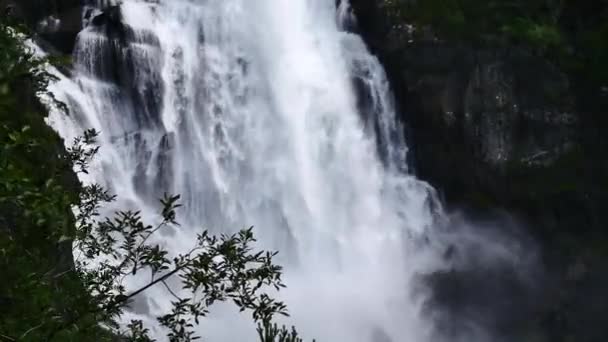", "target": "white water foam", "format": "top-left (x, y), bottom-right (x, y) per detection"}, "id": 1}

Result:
top-left (44, 0), bottom-right (450, 341)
